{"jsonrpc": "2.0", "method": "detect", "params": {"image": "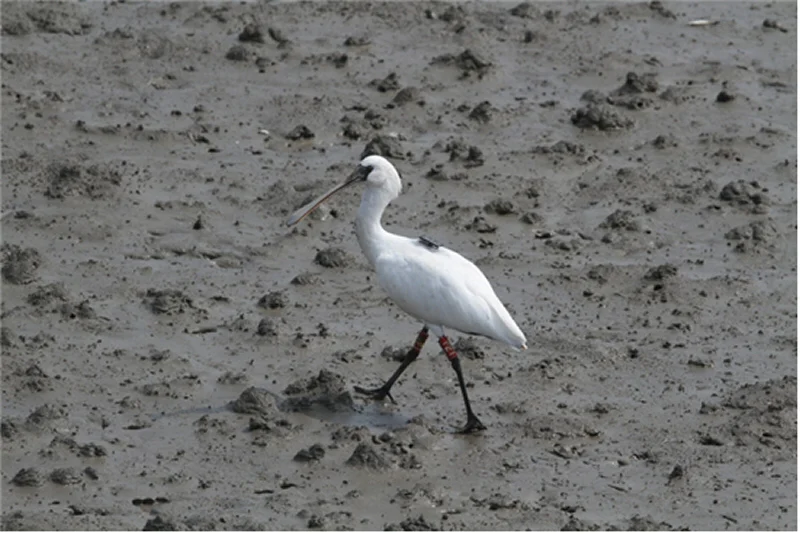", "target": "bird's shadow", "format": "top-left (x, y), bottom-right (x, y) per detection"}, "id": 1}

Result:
top-left (150, 386), bottom-right (410, 431)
